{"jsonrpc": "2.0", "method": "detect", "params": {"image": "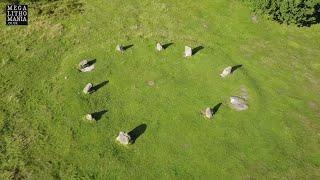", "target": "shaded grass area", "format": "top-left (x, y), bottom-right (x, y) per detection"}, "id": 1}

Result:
top-left (0, 0), bottom-right (320, 179)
